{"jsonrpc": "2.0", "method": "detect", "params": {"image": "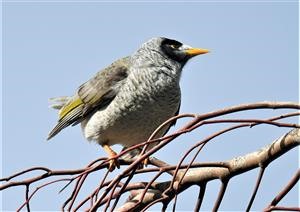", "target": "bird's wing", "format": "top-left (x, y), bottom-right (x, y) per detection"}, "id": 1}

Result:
top-left (47, 57), bottom-right (130, 140)
top-left (162, 101), bottom-right (181, 137)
